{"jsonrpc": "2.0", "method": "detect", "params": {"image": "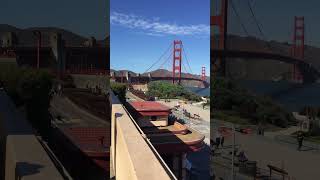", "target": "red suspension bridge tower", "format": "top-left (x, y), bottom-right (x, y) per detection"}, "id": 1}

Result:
top-left (291, 16), bottom-right (305, 82)
top-left (211, 0), bottom-right (228, 76)
top-left (173, 40), bottom-right (182, 84)
top-left (201, 67), bottom-right (206, 81)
